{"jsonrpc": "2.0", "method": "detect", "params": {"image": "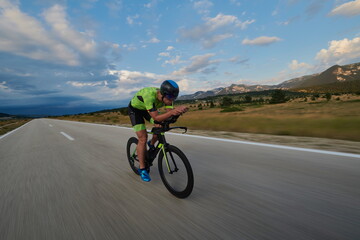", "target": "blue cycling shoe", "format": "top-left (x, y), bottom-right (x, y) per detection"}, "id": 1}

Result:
top-left (138, 169), bottom-right (151, 182)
